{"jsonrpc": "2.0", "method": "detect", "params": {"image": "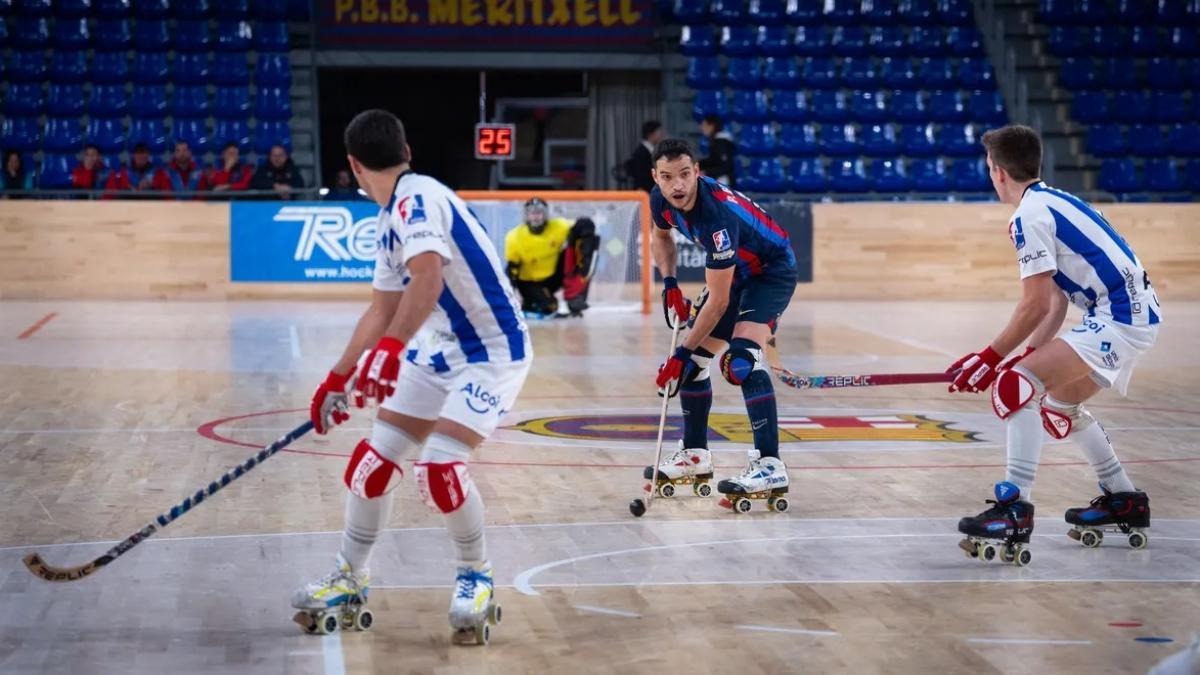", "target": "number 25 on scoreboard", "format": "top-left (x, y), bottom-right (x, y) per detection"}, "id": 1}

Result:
top-left (475, 123), bottom-right (515, 161)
